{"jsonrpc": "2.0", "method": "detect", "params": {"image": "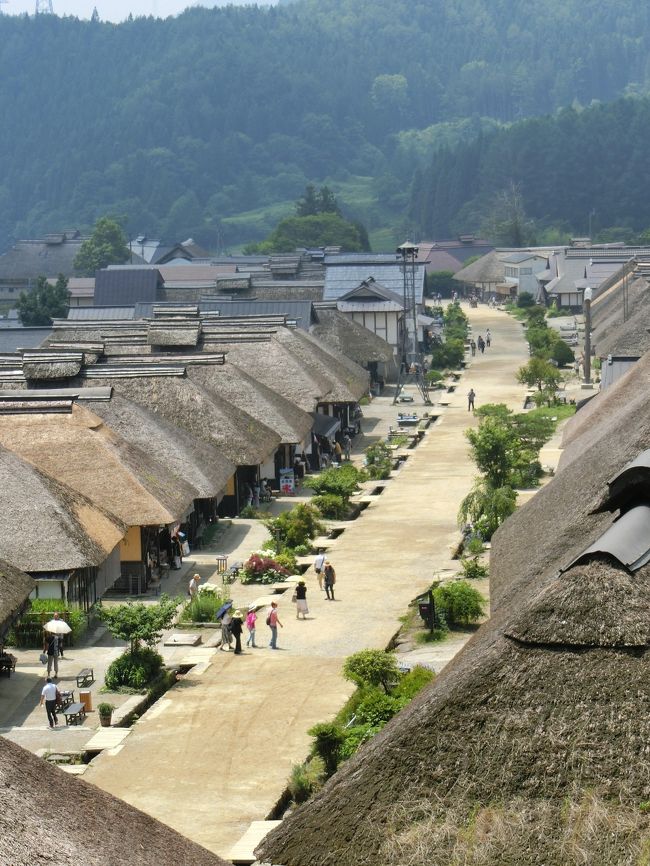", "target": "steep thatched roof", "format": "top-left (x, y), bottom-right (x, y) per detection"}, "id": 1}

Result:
top-left (0, 404), bottom-right (196, 527)
top-left (188, 362), bottom-right (313, 446)
top-left (0, 559), bottom-right (34, 638)
top-left (453, 250), bottom-right (505, 285)
top-left (591, 275), bottom-right (649, 351)
top-left (311, 308), bottom-right (395, 365)
top-left (0, 445), bottom-right (125, 573)
top-left (272, 327), bottom-right (369, 402)
top-left (595, 298), bottom-right (650, 358)
top-left (86, 373), bottom-right (280, 466)
top-left (81, 391), bottom-right (235, 497)
top-left (0, 736), bottom-right (228, 866)
top-left (259, 552), bottom-right (650, 866)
